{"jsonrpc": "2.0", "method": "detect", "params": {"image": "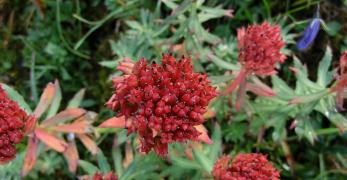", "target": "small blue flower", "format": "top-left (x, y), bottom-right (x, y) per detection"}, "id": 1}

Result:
top-left (297, 18), bottom-right (321, 51)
